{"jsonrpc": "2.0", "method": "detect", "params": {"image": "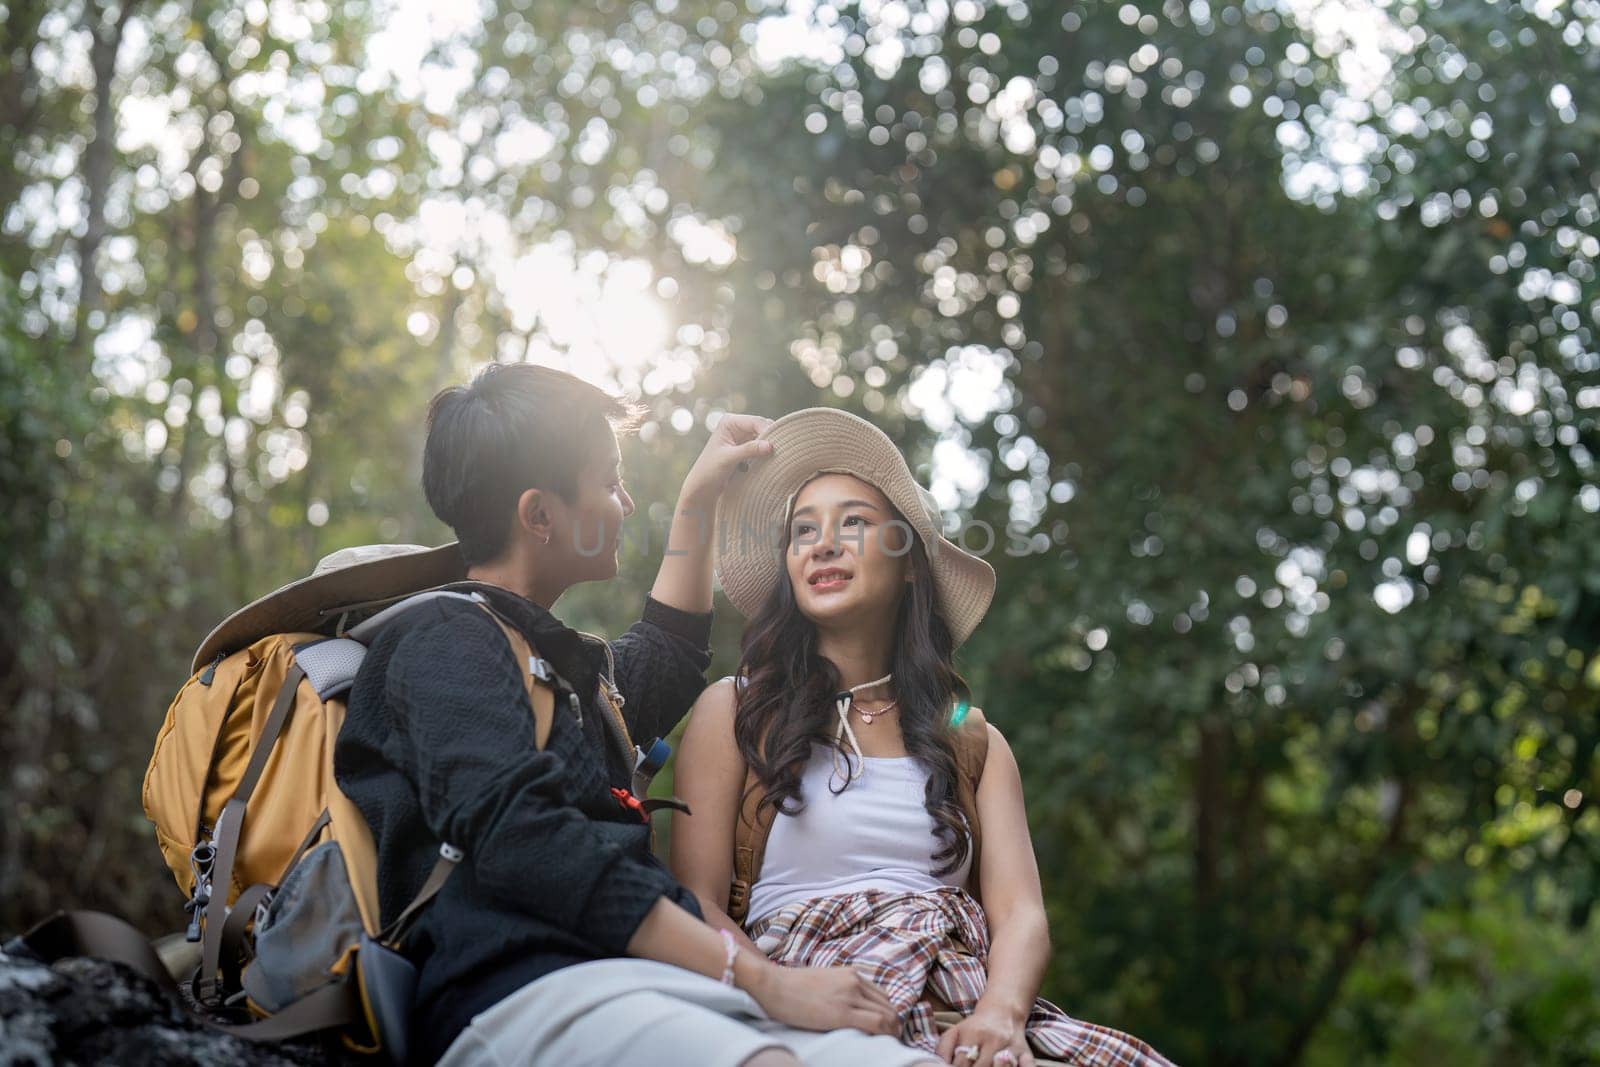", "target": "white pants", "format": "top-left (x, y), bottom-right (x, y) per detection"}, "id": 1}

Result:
top-left (436, 958), bottom-right (935, 1067)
